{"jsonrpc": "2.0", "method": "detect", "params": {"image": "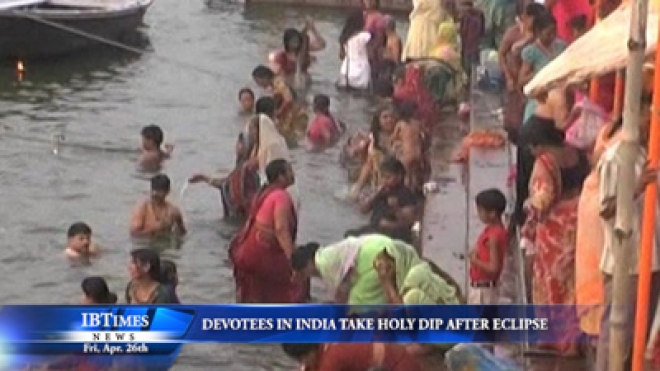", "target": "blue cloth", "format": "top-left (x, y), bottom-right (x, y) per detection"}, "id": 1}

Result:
top-left (521, 39), bottom-right (567, 124)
